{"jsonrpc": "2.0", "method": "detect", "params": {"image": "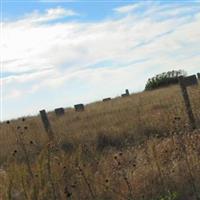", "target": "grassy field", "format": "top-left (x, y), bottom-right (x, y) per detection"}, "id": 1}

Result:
top-left (0, 84), bottom-right (200, 200)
